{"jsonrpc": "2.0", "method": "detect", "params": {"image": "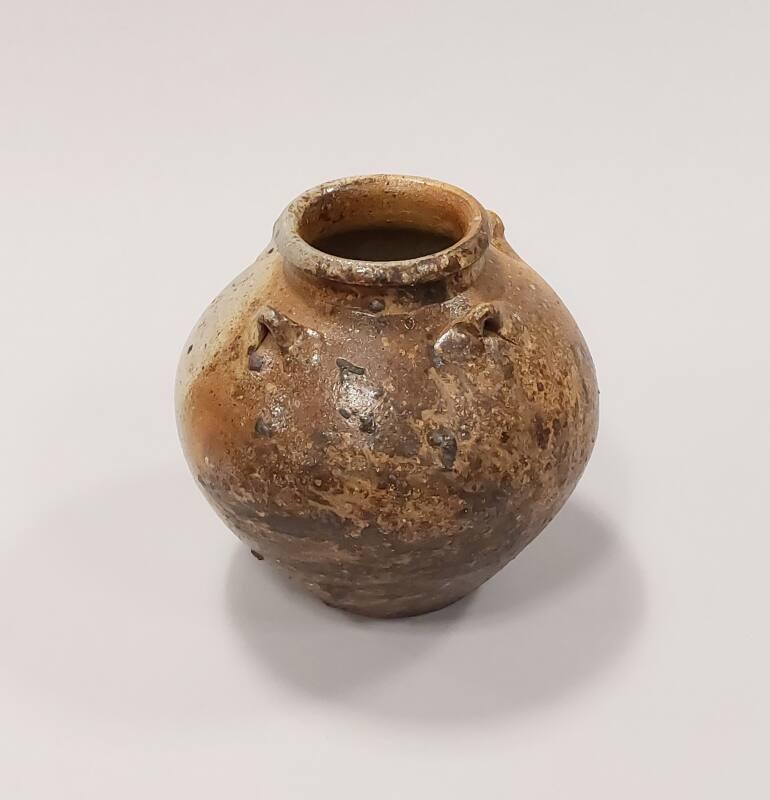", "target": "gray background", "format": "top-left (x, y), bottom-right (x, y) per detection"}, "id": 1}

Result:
top-left (2, 1), bottom-right (768, 796)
